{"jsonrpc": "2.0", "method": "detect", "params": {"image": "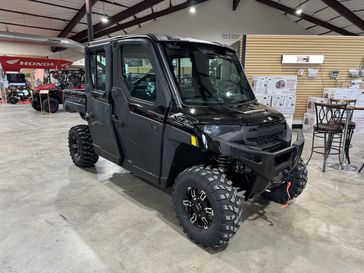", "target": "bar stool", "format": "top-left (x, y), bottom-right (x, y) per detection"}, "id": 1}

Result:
top-left (330, 98), bottom-right (357, 164)
top-left (306, 102), bottom-right (347, 172)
